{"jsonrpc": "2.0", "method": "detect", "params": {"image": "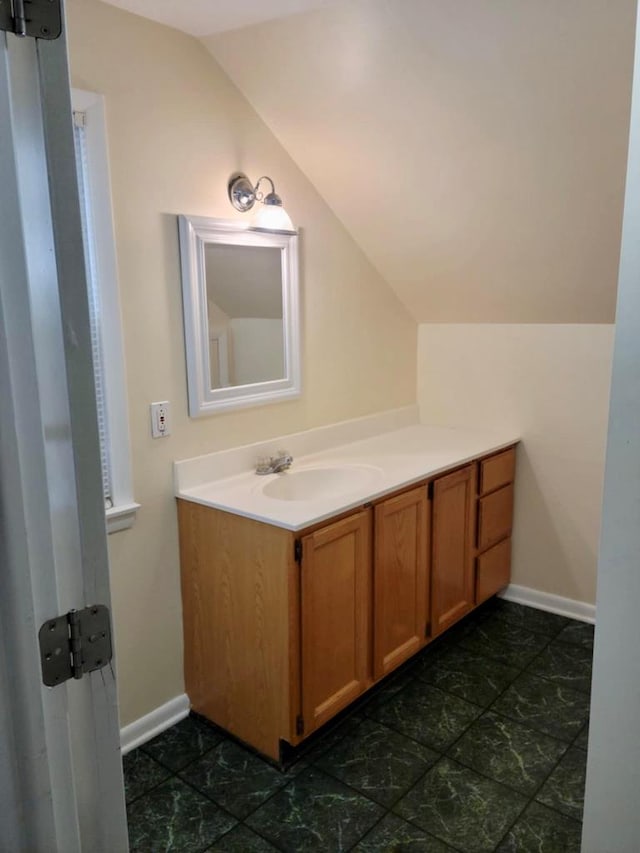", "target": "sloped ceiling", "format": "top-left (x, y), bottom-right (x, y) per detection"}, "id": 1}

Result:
top-left (102, 0), bottom-right (635, 323)
top-left (101, 0), bottom-right (335, 37)
top-left (203, 0), bottom-right (635, 323)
